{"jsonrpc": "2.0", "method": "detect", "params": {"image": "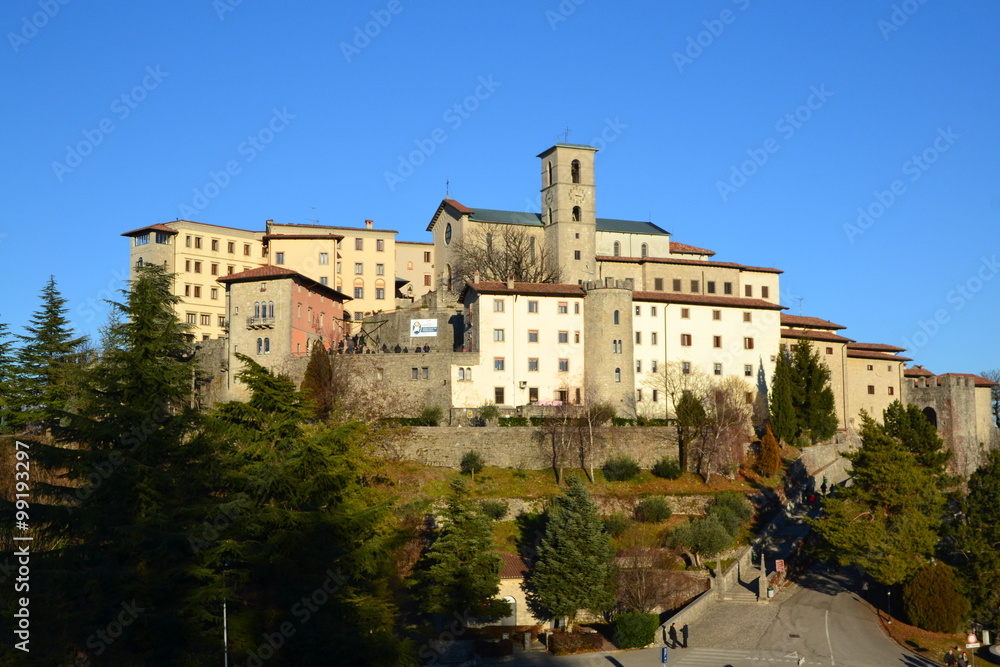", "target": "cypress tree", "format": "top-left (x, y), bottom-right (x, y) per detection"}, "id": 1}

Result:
top-left (756, 423), bottom-right (782, 477)
top-left (769, 350), bottom-right (796, 443)
top-left (790, 339), bottom-right (838, 443)
top-left (531, 479), bottom-right (616, 630)
top-left (301, 341), bottom-right (334, 420)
